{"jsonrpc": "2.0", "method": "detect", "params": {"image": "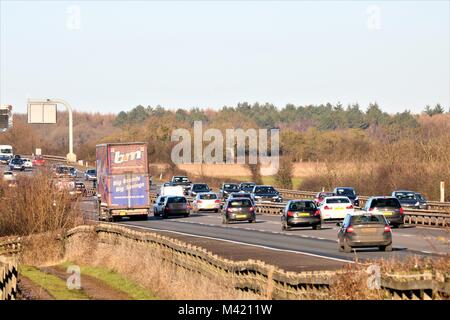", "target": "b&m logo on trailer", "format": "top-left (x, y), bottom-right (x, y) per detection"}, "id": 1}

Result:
top-left (109, 145), bottom-right (147, 174)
